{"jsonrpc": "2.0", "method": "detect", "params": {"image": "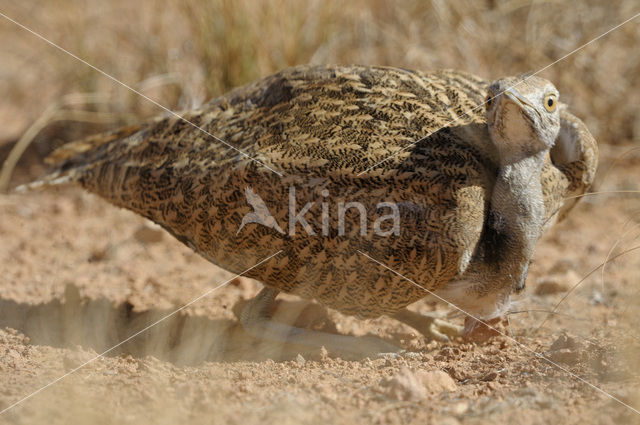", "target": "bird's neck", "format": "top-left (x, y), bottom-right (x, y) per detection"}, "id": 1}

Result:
top-left (490, 151), bottom-right (548, 283)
